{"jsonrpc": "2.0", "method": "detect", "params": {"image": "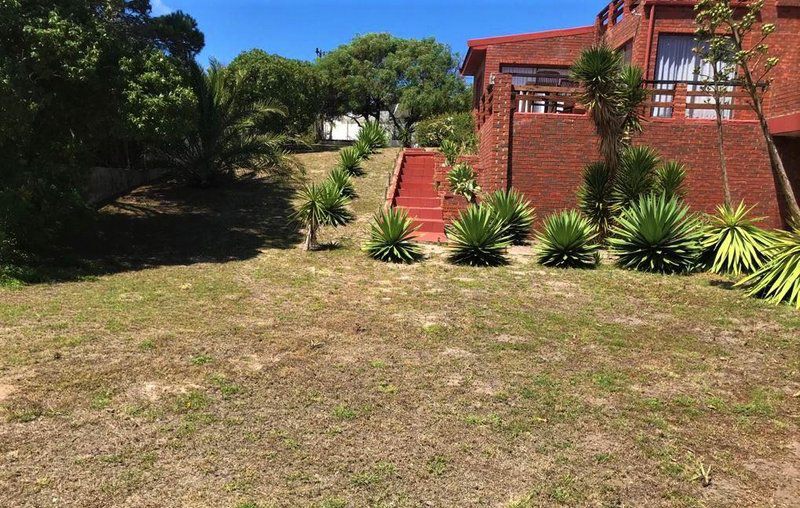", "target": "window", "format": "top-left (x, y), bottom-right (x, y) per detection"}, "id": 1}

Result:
top-left (620, 41), bottom-right (633, 64)
top-left (654, 34), bottom-right (734, 119)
